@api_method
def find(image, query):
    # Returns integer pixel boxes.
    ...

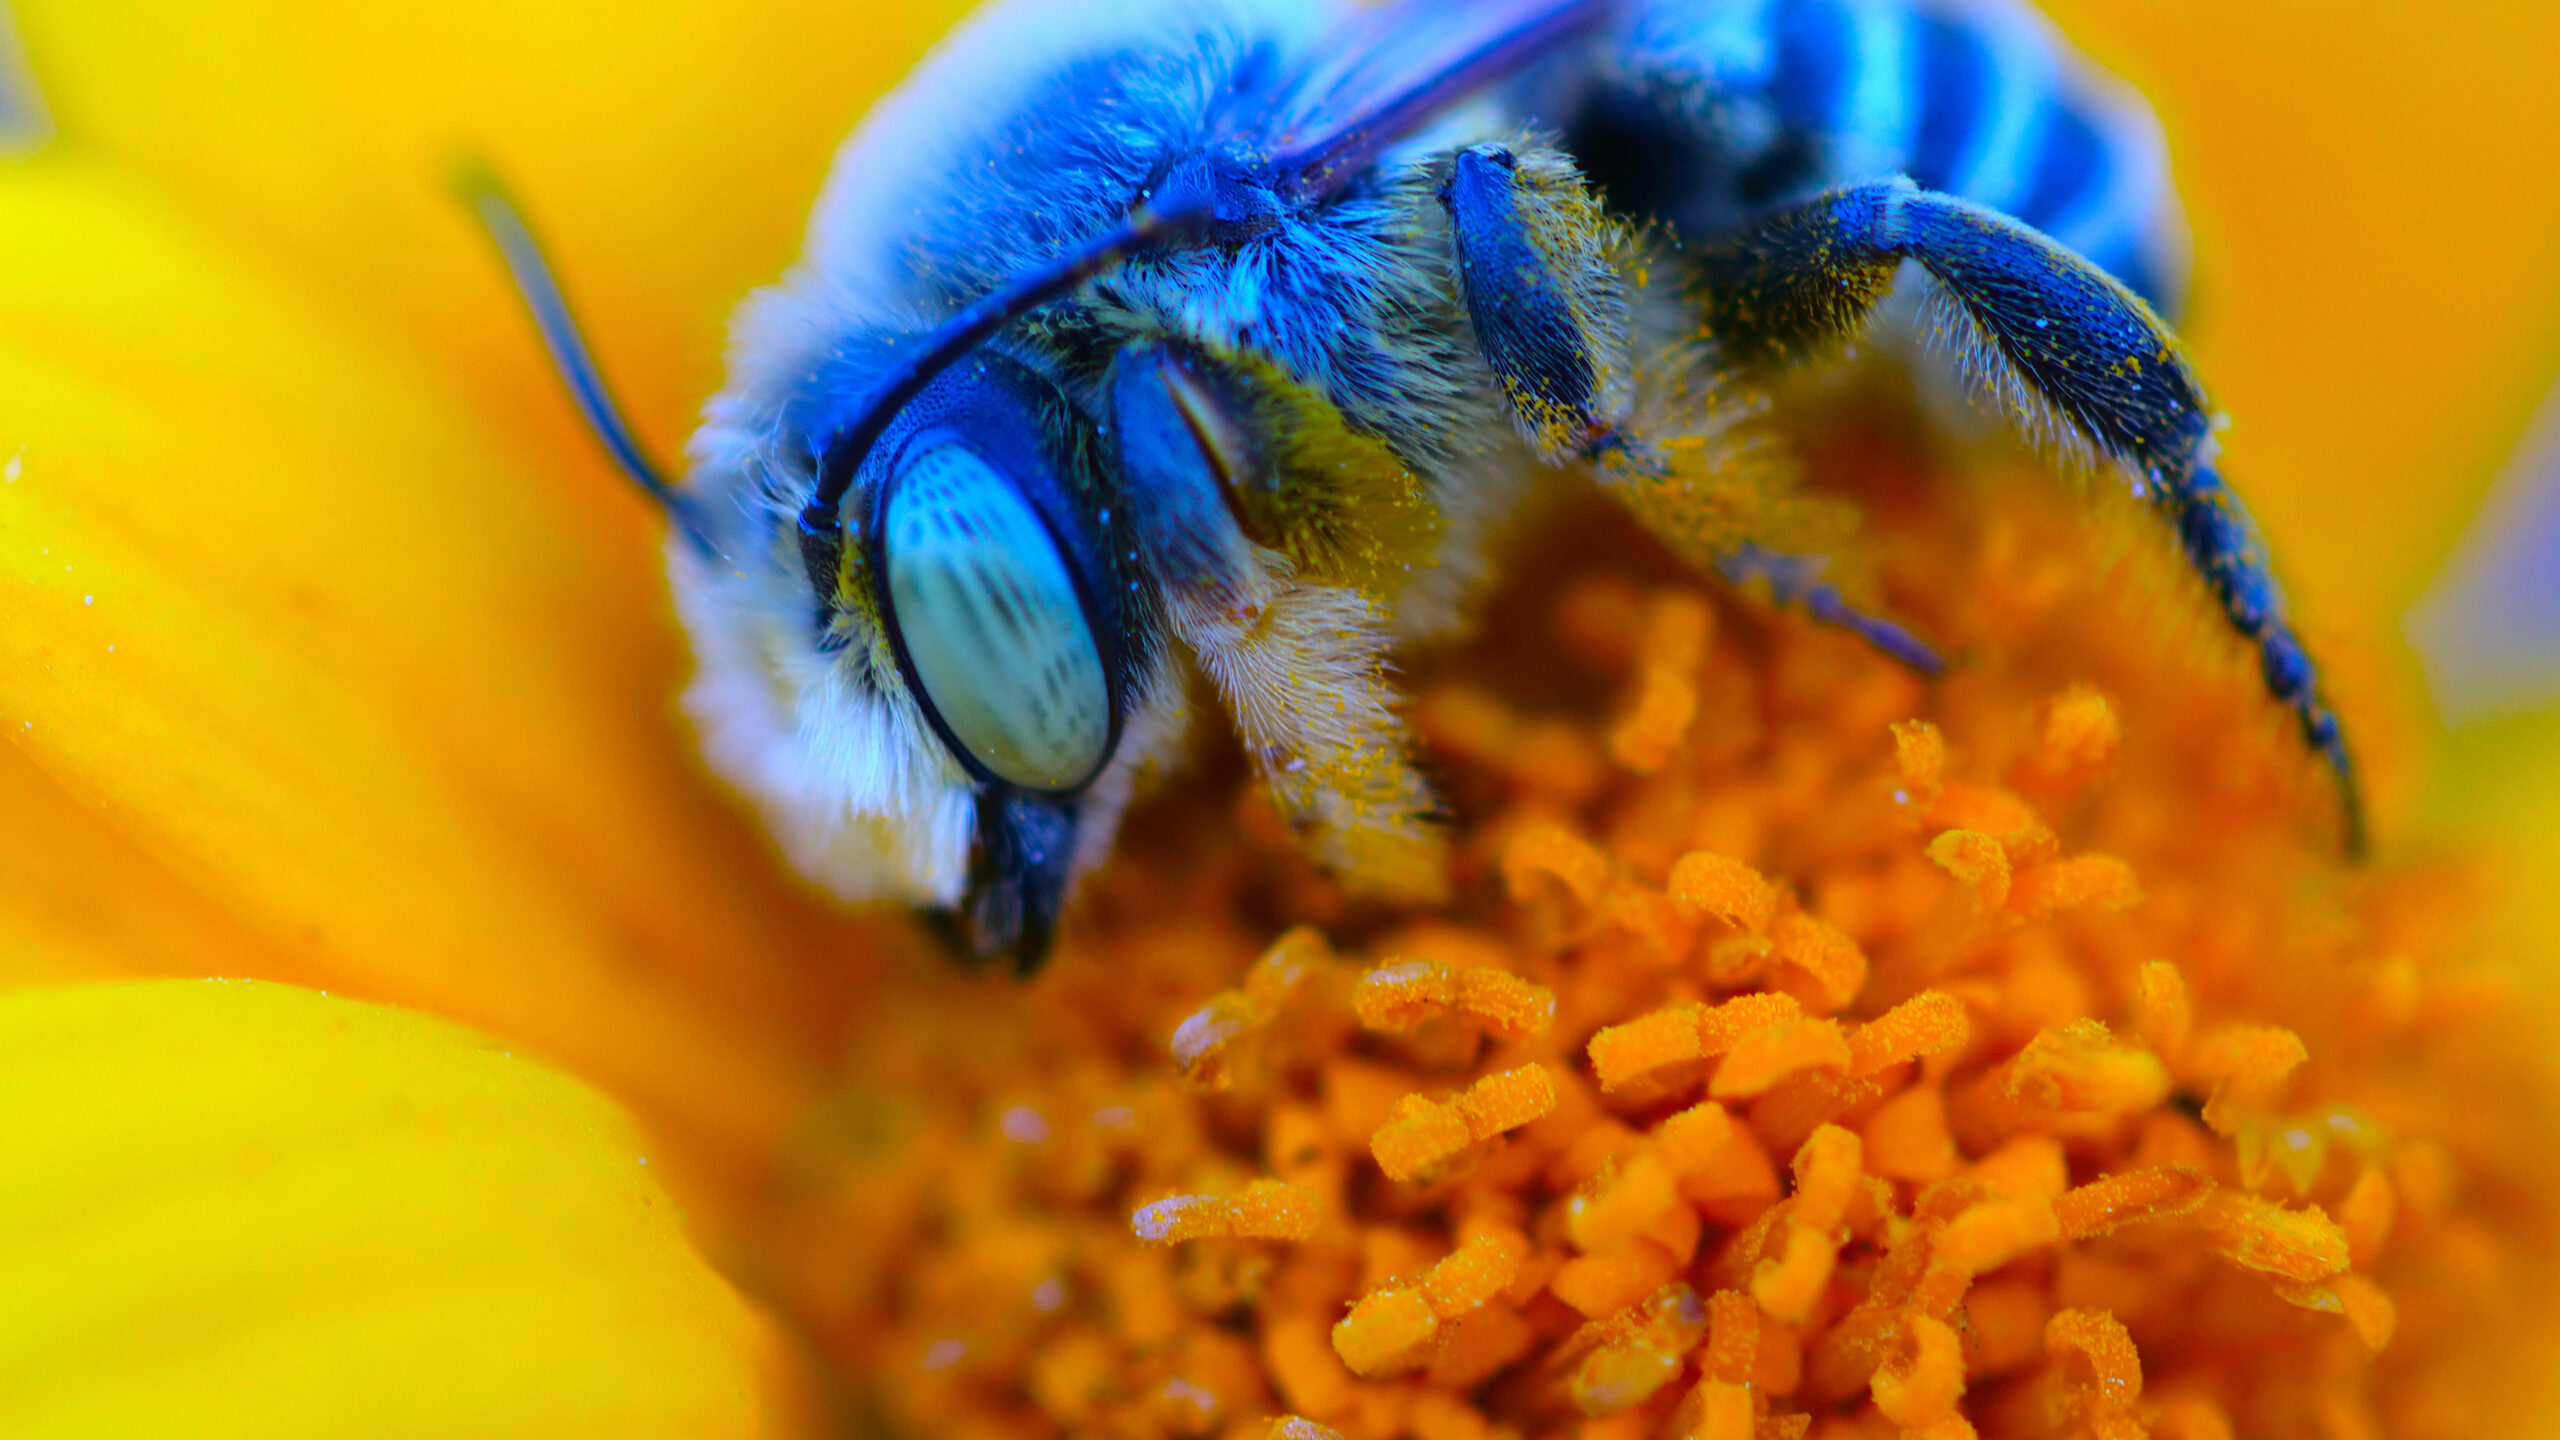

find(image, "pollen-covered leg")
[1692,178,2362,849]
[1438,142,1929,670]
[1108,342,1448,899]
[1441,142,1633,458]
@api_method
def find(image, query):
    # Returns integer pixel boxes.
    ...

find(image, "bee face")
[679,308,1187,966]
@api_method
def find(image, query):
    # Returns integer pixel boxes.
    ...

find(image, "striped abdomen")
[1568,0,2187,312]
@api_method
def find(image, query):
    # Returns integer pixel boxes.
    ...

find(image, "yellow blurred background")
[7,1,2560,1433]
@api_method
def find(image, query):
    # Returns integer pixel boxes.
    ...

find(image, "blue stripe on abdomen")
[1768,0,1858,133]
[1906,11,1991,192]
[2013,96,2108,236]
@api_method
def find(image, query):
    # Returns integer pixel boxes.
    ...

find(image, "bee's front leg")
[1105,342,1448,901]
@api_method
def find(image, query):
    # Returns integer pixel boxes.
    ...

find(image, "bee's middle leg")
[1438,141,1937,669]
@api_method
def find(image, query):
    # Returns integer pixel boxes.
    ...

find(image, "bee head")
[680,334,1171,974]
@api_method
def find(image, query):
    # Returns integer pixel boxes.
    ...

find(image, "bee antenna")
[793,194,1220,586]
[455,161,716,557]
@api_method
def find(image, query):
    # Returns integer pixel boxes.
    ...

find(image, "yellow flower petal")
[14,0,971,481]
[0,740,273,987]
[0,155,884,1171]
[0,979,765,1437]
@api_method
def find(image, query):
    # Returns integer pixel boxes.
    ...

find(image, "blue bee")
[471,0,2359,971]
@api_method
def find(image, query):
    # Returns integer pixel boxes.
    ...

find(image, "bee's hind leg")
[1439,142,1940,670]
[1691,178,2361,851]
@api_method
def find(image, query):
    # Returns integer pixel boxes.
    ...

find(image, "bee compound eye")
[880,443,1114,793]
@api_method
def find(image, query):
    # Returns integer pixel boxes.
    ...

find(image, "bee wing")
[1242,0,1616,204]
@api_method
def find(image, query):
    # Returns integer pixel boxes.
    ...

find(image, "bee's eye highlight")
[881,444,1113,793]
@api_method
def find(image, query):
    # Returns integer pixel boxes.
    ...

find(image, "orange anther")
[1791,1125,1865,1231]
[2004,1020,2172,1113]
[1685,1380,1754,1440]
[1847,991,1970,1076]
[1565,1283,1710,1415]
[1171,926,1335,1090]
[1639,591,1717,669]
[1862,1083,1959,1183]
[1710,1017,1851,1099]
[1928,781,2038,838]
[1227,1179,1324,1239]
[1748,1224,1836,1324]
[1502,823,1611,906]
[1590,1004,1708,1091]
[1265,1317,1357,1420]
[2339,1166,2398,1267]
[1601,881,1698,961]
[1872,1313,1967,1427]
[1670,851,1782,932]
[1655,1101,1740,1176]
[1613,659,1703,774]
[1171,992,1265,1092]
[1926,829,2012,911]
[1352,960,1556,1039]
[2133,960,2193,1064]
[1700,991,1810,1048]
[1130,1179,1322,1243]
[1912,1197,2062,1313]
[1704,1289,1760,1384]
[1971,1136,2068,1199]
[1331,1229,1505,1373]
[2189,1025,2310,1134]
[2015,684,2122,795]
[2007,854,2140,917]
[2335,1273,2398,1352]
[1552,1240,1680,1317]
[1370,1094,1475,1183]
[1891,720,1947,808]
[1569,1151,1681,1253]
[2197,1192,2350,1282]
[2046,1308,2143,1403]
[1419,1232,1526,1316]
[1455,1064,1559,1136]
[1769,912,1868,1012]
[2054,1166,2213,1240]
[1370,1066,1557,1182]
[1331,1286,1439,1375]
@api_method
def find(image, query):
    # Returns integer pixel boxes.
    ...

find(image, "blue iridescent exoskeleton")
[473,0,2362,972]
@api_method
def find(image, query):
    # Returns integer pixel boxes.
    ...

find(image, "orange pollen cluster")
[749,473,2555,1440]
